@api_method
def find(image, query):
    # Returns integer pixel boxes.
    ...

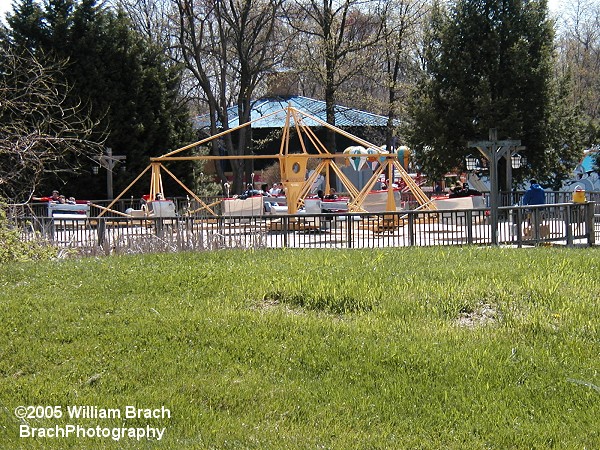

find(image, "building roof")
[193,95,391,130]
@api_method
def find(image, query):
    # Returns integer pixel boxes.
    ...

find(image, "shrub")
[0,201,57,263]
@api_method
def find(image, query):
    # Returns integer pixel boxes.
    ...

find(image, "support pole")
[468,128,521,245]
[94,147,126,200]
[386,160,396,212]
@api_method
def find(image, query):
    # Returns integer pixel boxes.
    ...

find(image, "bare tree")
[217,0,285,187]
[0,48,105,203]
[117,0,173,48]
[555,0,600,127]
[285,0,384,151]
[172,0,284,193]
[379,0,428,149]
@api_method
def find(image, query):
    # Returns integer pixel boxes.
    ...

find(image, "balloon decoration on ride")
[396,145,410,170]
[366,147,381,171]
[343,145,395,173]
[344,146,368,171]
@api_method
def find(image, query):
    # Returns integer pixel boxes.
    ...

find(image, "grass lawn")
[0,247,599,449]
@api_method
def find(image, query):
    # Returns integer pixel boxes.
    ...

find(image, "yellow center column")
[280,155,308,214]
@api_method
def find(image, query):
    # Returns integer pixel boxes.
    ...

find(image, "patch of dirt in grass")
[256,290,371,315]
[251,295,348,321]
[251,297,305,315]
[456,302,501,328]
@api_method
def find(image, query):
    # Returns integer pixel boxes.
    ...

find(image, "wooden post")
[468,128,521,245]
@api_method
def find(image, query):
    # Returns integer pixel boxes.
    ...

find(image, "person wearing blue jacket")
[522,179,546,206]
[521,179,548,237]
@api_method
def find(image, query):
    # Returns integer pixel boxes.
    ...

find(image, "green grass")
[1,247,599,449]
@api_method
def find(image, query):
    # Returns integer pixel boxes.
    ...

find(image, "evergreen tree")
[4,0,45,52]
[408,0,583,187]
[4,0,194,199]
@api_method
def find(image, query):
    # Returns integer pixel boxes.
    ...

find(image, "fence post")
[565,204,573,247]
[531,208,541,243]
[586,201,596,246]
[515,207,523,248]
[408,211,415,247]
[155,218,164,238]
[466,209,473,244]
[346,214,353,248]
[97,218,106,247]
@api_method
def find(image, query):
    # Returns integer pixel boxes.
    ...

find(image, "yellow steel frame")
[99,105,434,217]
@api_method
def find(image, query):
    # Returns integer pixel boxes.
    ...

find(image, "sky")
[0,0,564,23]
[1,0,12,23]
[0,0,570,43]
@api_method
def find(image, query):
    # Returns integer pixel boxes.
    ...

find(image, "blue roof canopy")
[193,96,392,130]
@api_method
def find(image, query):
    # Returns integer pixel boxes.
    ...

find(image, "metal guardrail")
[7,201,597,255]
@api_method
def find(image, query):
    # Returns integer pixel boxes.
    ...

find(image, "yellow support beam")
[104,105,432,217]
[97,164,152,217]
[159,164,217,216]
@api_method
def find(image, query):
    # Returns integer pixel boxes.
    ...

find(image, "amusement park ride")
[97,105,434,219]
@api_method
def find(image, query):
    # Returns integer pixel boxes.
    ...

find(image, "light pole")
[93,148,126,199]
[468,128,521,245]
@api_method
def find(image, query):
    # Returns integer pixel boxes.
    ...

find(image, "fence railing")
[7,201,597,256]
[9,190,600,217]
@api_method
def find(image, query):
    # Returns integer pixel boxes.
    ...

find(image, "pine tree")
[4,0,45,52]
[408,0,583,187]
[4,0,194,199]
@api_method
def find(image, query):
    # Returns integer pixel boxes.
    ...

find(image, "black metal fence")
[6,200,597,256]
